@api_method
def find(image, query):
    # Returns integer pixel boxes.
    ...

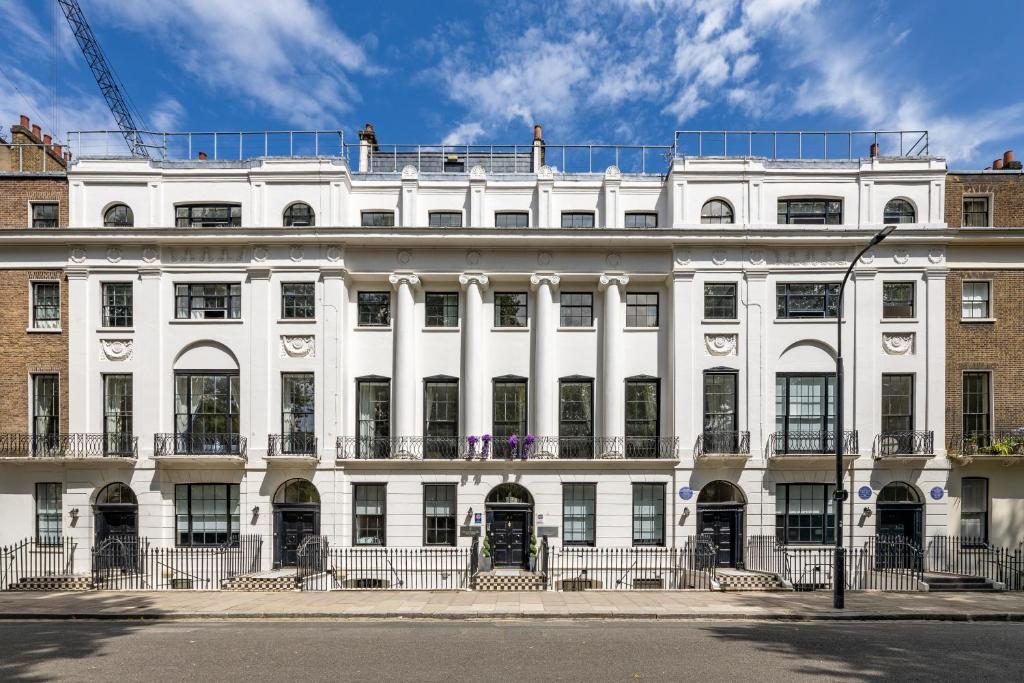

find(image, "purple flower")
[508,434,518,448]
[524,434,535,445]
[467,435,479,446]
[482,434,492,443]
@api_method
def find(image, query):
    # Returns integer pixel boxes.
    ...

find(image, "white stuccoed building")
[0,127,952,573]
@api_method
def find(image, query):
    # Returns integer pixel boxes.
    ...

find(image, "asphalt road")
[1,620,1021,682]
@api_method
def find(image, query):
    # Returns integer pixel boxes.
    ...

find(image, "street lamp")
[834,224,896,609]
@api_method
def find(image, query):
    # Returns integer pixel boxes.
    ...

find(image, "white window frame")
[960,279,994,322]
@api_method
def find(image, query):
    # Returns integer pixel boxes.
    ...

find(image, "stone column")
[530,273,560,438]
[600,273,629,448]
[389,272,419,438]
[459,273,489,439]
[321,265,348,451]
[669,262,695,453]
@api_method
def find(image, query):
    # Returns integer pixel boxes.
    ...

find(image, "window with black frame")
[495,211,529,228]
[354,483,386,545]
[175,204,241,227]
[776,283,841,318]
[283,202,315,227]
[175,483,239,547]
[103,374,133,455]
[703,372,738,453]
[424,380,459,458]
[493,380,527,458]
[624,212,657,229]
[962,372,991,441]
[102,283,133,327]
[32,374,59,455]
[103,204,134,227]
[423,484,456,546]
[774,374,836,454]
[632,483,665,546]
[281,283,315,319]
[559,293,593,327]
[357,291,391,327]
[777,199,842,224]
[563,483,596,546]
[775,484,835,544]
[429,211,463,227]
[701,199,734,224]
[361,211,395,227]
[561,212,595,228]
[704,283,737,319]
[883,198,916,223]
[31,202,59,228]
[35,482,61,544]
[173,373,241,454]
[625,292,658,327]
[882,282,915,318]
[357,379,390,458]
[174,283,241,320]
[425,292,459,327]
[31,282,60,329]
[281,373,315,454]
[960,478,988,541]
[625,379,658,457]
[559,379,593,458]
[494,292,527,328]
[880,374,914,444]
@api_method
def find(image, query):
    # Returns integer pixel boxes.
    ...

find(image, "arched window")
[485,483,533,505]
[274,478,320,505]
[103,204,134,227]
[877,482,922,504]
[701,199,734,224]
[883,198,916,223]
[696,480,746,505]
[283,203,315,227]
[95,482,137,505]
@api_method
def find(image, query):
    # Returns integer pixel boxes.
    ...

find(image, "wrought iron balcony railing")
[624,436,679,459]
[873,431,934,458]
[767,431,859,457]
[335,435,678,460]
[953,430,1024,457]
[0,433,137,459]
[695,431,751,457]
[267,433,318,458]
[154,433,246,459]
[337,436,426,460]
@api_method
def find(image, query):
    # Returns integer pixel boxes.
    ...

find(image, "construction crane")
[56,0,150,158]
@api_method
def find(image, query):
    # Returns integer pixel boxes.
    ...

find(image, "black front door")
[698,508,742,568]
[94,506,139,572]
[275,508,319,567]
[876,507,923,570]
[95,506,137,544]
[489,509,529,568]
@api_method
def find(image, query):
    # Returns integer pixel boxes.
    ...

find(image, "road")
[0,619,1020,682]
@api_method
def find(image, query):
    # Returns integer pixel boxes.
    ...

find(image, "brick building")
[946,149,1024,546]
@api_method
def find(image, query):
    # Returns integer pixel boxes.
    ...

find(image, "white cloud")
[442,122,486,145]
[149,97,185,131]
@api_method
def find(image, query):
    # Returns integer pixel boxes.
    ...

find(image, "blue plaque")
[473,512,482,524]
[857,486,872,501]
[679,486,693,501]
[930,487,944,501]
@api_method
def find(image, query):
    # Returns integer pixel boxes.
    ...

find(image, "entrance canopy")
[697,480,746,505]
[274,478,320,505]
[95,482,137,506]
[485,483,533,506]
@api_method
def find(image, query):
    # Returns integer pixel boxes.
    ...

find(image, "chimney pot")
[197,151,208,160]
[43,134,52,145]
[869,142,880,158]
[993,159,1004,170]
[64,151,71,161]
[19,114,29,129]
[1004,150,1016,165]
[534,124,543,141]
[31,124,41,139]
[53,144,62,157]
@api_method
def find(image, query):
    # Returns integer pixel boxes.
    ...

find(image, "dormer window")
[283,203,315,227]
[777,199,841,224]
[428,212,463,227]
[175,204,241,228]
[103,204,134,227]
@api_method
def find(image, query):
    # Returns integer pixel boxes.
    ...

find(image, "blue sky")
[2,0,1023,167]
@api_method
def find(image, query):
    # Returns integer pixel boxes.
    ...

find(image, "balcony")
[767,431,859,462]
[153,433,247,463]
[695,431,751,462]
[949,431,1024,465]
[872,431,934,461]
[266,434,319,463]
[0,433,137,461]
[335,435,678,461]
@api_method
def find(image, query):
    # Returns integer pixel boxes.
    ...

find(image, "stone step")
[221,575,302,592]
[716,570,788,592]
[473,572,547,591]
[923,573,1000,592]
[9,575,94,591]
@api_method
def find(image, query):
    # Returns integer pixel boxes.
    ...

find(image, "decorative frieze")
[882,333,915,355]
[100,339,134,361]
[280,335,315,359]
[705,334,738,356]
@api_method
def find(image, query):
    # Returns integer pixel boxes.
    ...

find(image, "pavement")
[2,589,1024,621]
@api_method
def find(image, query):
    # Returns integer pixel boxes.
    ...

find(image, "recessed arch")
[485,482,533,506]
[697,480,746,505]
[883,197,917,224]
[877,481,922,505]
[95,482,137,506]
[701,198,735,224]
[283,201,315,227]
[102,202,134,227]
[173,340,240,371]
[777,339,836,373]
[273,478,320,505]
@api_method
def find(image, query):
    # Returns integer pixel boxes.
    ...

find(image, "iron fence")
[1,537,78,590]
[873,431,934,457]
[267,433,318,458]
[154,433,246,458]
[695,431,751,457]
[547,538,717,591]
[953,430,1024,457]
[91,535,262,590]
[673,130,930,160]
[923,535,1024,590]
[297,538,472,590]
[767,431,859,457]
[0,433,137,459]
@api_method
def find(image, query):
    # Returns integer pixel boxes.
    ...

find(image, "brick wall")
[945,270,1024,443]
[0,177,69,229]
[0,122,68,173]
[0,270,69,433]
[945,172,1024,228]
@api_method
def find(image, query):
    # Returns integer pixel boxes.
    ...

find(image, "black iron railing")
[91,535,262,590]
[547,539,717,591]
[154,433,246,458]
[422,436,463,459]
[267,433,318,458]
[1,537,78,590]
[297,540,472,590]
[923,535,1024,590]
[873,431,934,457]
[954,430,1024,457]
[0,433,137,459]
[767,430,858,457]
[695,431,751,457]
[336,436,453,460]
[624,436,679,459]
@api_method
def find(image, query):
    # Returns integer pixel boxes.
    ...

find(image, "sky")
[2,0,1023,168]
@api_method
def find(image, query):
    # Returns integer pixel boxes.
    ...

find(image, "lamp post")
[833,224,896,609]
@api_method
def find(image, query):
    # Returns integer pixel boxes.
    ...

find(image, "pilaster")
[599,273,629,446]
[530,273,560,437]
[390,271,420,436]
[459,272,489,438]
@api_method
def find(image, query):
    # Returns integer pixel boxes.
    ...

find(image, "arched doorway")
[485,483,534,569]
[273,479,321,567]
[94,482,138,545]
[696,481,746,568]
[876,482,923,546]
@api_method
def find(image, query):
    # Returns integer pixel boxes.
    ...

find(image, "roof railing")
[673,130,930,161]
[0,143,70,173]
[67,129,345,161]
